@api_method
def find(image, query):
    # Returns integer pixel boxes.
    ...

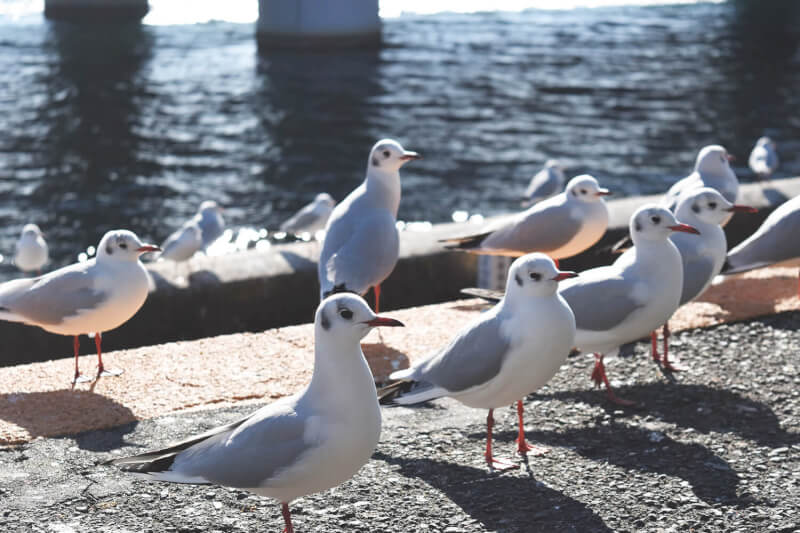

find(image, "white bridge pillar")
[45,0,148,21]
[257,0,381,48]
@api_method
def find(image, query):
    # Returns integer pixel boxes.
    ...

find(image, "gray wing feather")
[726,196,800,272]
[680,254,717,304]
[481,202,581,253]
[280,206,321,233]
[560,271,644,331]
[0,263,107,325]
[412,313,511,393]
[169,401,310,488]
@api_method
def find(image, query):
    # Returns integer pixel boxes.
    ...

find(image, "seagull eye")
[651,215,661,224]
[580,189,587,194]
[119,242,128,250]
[528,272,541,281]
[708,202,717,209]
[383,150,390,158]
[339,308,353,320]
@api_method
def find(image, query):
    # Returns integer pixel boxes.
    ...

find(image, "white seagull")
[195,200,225,248]
[160,220,203,264]
[748,136,779,181]
[663,145,738,210]
[380,253,577,470]
[723,194,800,296]
[110,293,404,533]
[523,159,566,205]
[318,139,420,312]
[0,230,160,383]
[441,175,610,263]
[280,193,336,235]
[13,223,49,275]
[649,189,756,371]
[558,205,699,405]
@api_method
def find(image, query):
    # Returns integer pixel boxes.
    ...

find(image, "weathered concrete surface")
[44,0,149,21]
[1,178,798,365]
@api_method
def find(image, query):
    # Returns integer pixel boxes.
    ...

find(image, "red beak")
[727,204,757,213]
[595,189,611,196]
[399,151,421,161]
[552,271,579,281]
[726,153,736,162]
[137,244,162,253]
[365,316,405,327]
[668,224,700,235]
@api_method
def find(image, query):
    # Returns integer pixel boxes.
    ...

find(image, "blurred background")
[0,0,799,280]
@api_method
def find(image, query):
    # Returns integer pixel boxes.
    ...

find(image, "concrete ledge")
[1,178,798,365]
[44,0,148,21]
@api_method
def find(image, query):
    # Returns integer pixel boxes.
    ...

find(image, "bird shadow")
[0,389,138,451]
[278,250,317,272]
[758,186,789,205]
[523,423,757,507]
[531,382,799,448]
[373,451,613,533]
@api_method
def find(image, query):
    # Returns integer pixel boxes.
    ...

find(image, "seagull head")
[368,139,421,173]
[315,193,336,207]
[97,230,161,263]
[676,188,756,227]
[756,136,775,149]
[564,174,610,203]
[506,252,578,298]
[544,159,563,170]
[198,200,224,216]
[630,205,700,244]
[315,293,404,342]
[695,145,733,175]
[20,223,44,240]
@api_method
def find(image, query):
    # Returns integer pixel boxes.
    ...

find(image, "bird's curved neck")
[364,168,401,216]
[308,336,375,404]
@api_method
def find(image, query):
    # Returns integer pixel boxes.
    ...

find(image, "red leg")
[650,331,660,362]
[281,502,294,533]
[95,332,123,378]
[661,322,688,372]
[373,284,381,314]
[71,336,91,385]
[515,400,548,456]
[591,353,636,406]
[484,409,518,470]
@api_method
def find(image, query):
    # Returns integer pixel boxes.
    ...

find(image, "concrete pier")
[257,0,381,48]
[45,0,148,21]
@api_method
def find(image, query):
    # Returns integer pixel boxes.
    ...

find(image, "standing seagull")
[663,145,738,210]
[523,159,565,206]
[559,206,699,405]
[380,254,577,470]
[280,193,336,235]
[159,220,203,265]
[110,294,404,533]
[318,139,420,312]
[0,230,160,383]
[650,189,756,371]
[441,175,610,262]
[723,194,800,295]
[195,200,225,248]
[748,137,779,181]
[13,224,49,275]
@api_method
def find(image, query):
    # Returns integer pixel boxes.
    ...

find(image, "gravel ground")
[1,313,799,533]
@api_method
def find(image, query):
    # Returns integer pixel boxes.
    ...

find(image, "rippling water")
[1,1,799,278]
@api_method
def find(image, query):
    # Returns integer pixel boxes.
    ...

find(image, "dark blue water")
[1,1,800,278]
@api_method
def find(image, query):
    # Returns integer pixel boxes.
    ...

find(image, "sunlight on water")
[380,0,721,17]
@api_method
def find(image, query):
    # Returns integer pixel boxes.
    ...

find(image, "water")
[1,1,800,279]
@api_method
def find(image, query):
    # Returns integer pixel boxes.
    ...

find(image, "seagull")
[195,201,225,248]
[380,253,577,470]
[748,136,779,181]
[441,175,610,263]
[318,139,420,312]
[523,159,565,206]
[13,224,48,275]
[110,293,404,533]
[663,145,738,210]
[0,230,160,383]
[160,220,203,264]
[558,205,699,405]
[280,193,336,235]
[649,189,756,371]
[722,194,800,295]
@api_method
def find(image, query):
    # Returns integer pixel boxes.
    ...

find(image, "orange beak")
[137,244,162,253]
[365,316,405,327]
[668,224,700,235]
[727,204,757,213]
[552,271,579,281]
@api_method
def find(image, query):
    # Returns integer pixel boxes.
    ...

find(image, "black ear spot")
[691,203,700,214]
[320,310,331,330]
[634,221,642,232]
[106,243,113,255]
[372,156,380,167]
[514,273,523,287]
[572,189,579,197]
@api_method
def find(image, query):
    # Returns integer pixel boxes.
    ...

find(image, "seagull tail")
[377,379,446,406]
[459,287,502,303]
[438,231,493,251]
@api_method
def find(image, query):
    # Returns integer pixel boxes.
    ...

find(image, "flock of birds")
[0,135,796,532]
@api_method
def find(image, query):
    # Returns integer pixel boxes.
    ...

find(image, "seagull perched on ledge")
[110,293,404,533]
[663,145,738,211]
[523,159,565,206]
[13,223,48,275]
[280,193,336,235]
[0,230,160,384]
[380,253,577,470]
[318,139,420,312]
[748,136,778,181]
